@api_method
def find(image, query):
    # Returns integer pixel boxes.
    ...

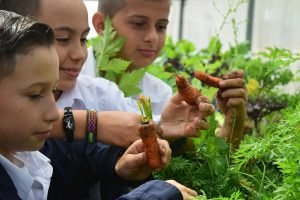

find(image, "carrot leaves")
[137,95,153,124]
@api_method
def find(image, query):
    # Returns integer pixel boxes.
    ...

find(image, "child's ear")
[92,12,105,34]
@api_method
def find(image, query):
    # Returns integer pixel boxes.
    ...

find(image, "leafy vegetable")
[89,17,145,96]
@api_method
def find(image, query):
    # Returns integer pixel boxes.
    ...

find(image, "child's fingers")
[198,102,215,118]
[126,139,145,154]
[152,121,164,138]
[169,93,187,105]
[226,97,247,109]
[184,117,209,137]
[195,118,210,130]
[157,139,172,167]
[195,95,210,105]
[219,77,245,88]
[184,125,200,137]
[184,187,198,198]
[120,151,147,169]
[222,69,244,79]
[166,180,198,199]
[218,88,247,100]
[132,152,148,165]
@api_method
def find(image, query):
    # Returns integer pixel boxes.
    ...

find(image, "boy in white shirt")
[0,9,197,200]
[86,0,247,148]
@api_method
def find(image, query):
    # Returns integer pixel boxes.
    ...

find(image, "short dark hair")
[98,0,171,18]
[97,0,126,18]
[0,0,40,16]
[0,10,55,80]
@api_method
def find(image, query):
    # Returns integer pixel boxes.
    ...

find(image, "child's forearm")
[51,110,141,148]
[218,108,246,148]
[98,111,141,147]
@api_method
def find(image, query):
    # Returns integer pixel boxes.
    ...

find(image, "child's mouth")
[139,49,156,58]
[60,68,80,78]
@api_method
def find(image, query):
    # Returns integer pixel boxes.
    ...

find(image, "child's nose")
[70,43,86,61]
[144,26,158,43]
[45,96,60,123]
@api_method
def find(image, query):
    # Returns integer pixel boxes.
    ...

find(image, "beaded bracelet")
[86,109,97,144]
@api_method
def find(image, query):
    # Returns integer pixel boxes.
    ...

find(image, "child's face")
[38,0,90,92]
[112,0,170,71]
[0,46,59,157]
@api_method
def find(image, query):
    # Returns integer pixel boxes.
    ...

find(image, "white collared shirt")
[81,47,173,115]
[56,74,139,113]
[0,151,53,200]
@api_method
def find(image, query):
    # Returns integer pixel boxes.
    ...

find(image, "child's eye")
[29,94,42,100]
[81,38,87,45]
[131,21,146,28]
[156,24,167,32]
[56,38,70,44]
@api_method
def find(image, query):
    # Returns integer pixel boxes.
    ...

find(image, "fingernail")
[219,81,225,87]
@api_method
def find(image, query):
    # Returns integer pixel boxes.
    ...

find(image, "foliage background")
[150,37,300,199]
[87,1,300,198]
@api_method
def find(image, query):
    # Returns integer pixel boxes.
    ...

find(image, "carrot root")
[194,70,222,88]
[138,123,161,169]
[175,75,201,106]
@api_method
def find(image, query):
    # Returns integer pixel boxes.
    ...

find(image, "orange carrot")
[194,70,223,88]
[138,122,161,169]
[137,95,161,169]
[175,75,201,106]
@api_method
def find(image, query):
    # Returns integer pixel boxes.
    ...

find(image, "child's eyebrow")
[128,15,169,23]
[27,79,59,88]
[158,19,169,24]
[53,27,90,35]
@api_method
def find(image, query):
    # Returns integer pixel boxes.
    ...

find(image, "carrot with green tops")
[175,75,201,106]
[137,95,161,169]
[194,70,223,88]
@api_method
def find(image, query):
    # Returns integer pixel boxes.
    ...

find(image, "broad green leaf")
[119,69,145,96]
[104,37,125,56]
[97,55,109,71]
[94,17,130,74]
[103,71,117,82]
[100,58,130,73]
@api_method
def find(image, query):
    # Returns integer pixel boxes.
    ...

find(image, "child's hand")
[216,69,247,117]
[115,139,171,181]
[166,180,198,200]
[159,93,215,141]
[217,70,247,147]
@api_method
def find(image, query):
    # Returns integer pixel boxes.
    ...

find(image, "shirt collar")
[56,82,85,108]
[0,151,52,200]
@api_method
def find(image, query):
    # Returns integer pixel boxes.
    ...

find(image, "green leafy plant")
[155,103,300,199]
[149,35,300,133]
[149,0,300,197]
[88,17,146,96]
[231,103,300,199]
[155,116,238,198]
